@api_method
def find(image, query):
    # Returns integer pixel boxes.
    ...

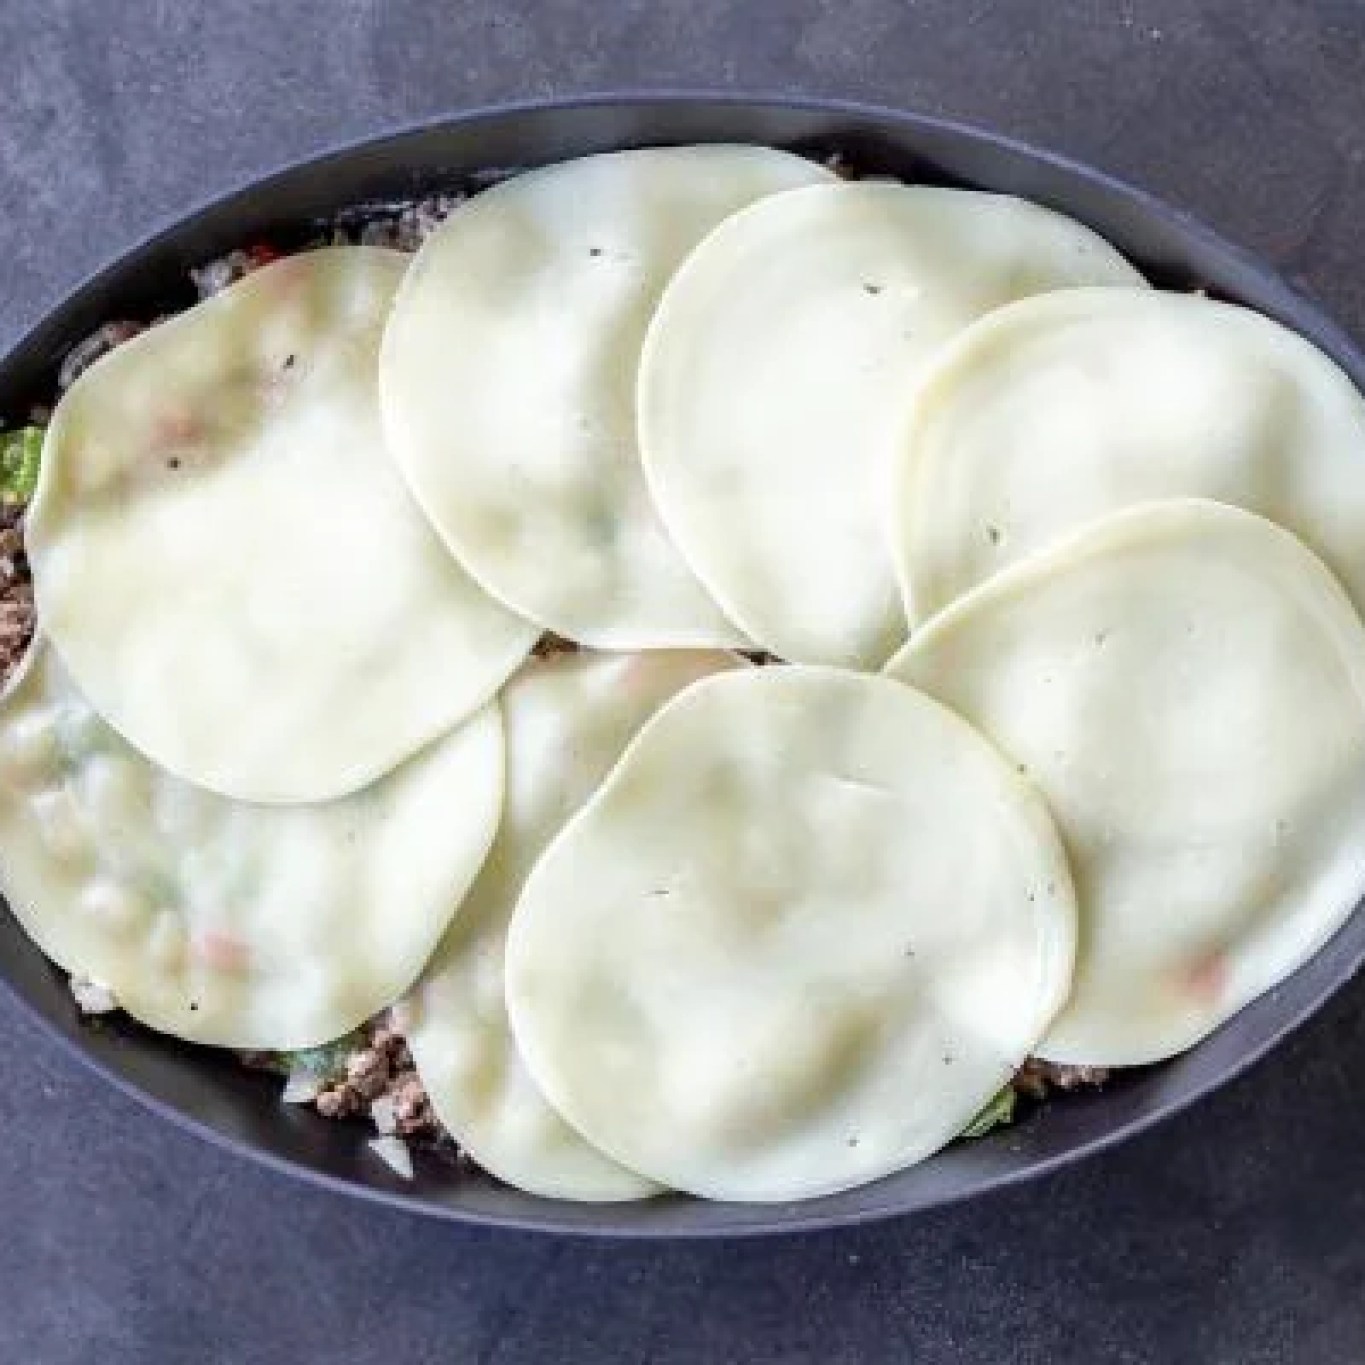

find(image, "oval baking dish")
[2,94,1362,1237]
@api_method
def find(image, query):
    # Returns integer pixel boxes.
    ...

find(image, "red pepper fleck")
[1183,951,1227,1003]
[152,407,201,449]
[246,243,282,269]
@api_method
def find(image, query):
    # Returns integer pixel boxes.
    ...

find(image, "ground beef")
[304,1015,442,1141]
[385,1072,436,1137]
[0,503,35,685]
[1013,1057,1111,1100]
[531,631,579,658]
[238,1013,446,1143]
[349,193,464,252]
[0,586,34,683]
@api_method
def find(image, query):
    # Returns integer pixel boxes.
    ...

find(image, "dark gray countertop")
[3,3,1365,1361]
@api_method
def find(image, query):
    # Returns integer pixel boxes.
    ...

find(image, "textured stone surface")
[3,2,1365,1361]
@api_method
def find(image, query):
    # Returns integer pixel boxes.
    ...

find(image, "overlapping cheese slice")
[892,287,1365,623]
[28,247,536,804]
[0,640,504,1049]
[888,500,1365,1065]
[379,146,834,649]
[406,649,741,1201]
[505,666,1077,1202]
[637,184,1145,668]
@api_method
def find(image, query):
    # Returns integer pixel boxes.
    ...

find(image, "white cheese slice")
[504,665,1076,1202]
[893,287,1365,623]
[0,639,504,1049]
[406,649,742,1201]
[637,183,1145,668]
[28,247,536,803]
[888,500,1365,1065]
[379,146,835,648]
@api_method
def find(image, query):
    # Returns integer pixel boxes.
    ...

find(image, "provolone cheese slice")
[406,649,741,1201]
[28,247,536,803]
[505,666,1076,1202]
[893,287,1365,622]
[637,183,1144,667]
[887,500,1365,1065]
[379,146,834,648]
[0,639,504,1049]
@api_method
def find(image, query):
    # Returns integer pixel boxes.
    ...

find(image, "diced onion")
[69,973,119,1015]
[281,1071,323,1105]
[370,1095,399,1135]
[367,1135,413,1179]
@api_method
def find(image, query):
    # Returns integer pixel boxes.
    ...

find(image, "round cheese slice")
[505,666,1076,1202]
[378,146,834,649]
[28,247,536,804]
[887,500,1365,1066]
[406,649,742,1201]
[0,639,505,1050]
[637,183,1145,668]
[893,287,1365,623]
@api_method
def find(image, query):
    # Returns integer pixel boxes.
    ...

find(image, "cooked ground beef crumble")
[1013,1058,1110,1100]
[5,174,1111,1187]
[0,503,34,684]
[240,1013,451,1150]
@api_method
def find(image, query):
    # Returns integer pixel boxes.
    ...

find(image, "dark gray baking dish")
[2,94,1362,1238]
